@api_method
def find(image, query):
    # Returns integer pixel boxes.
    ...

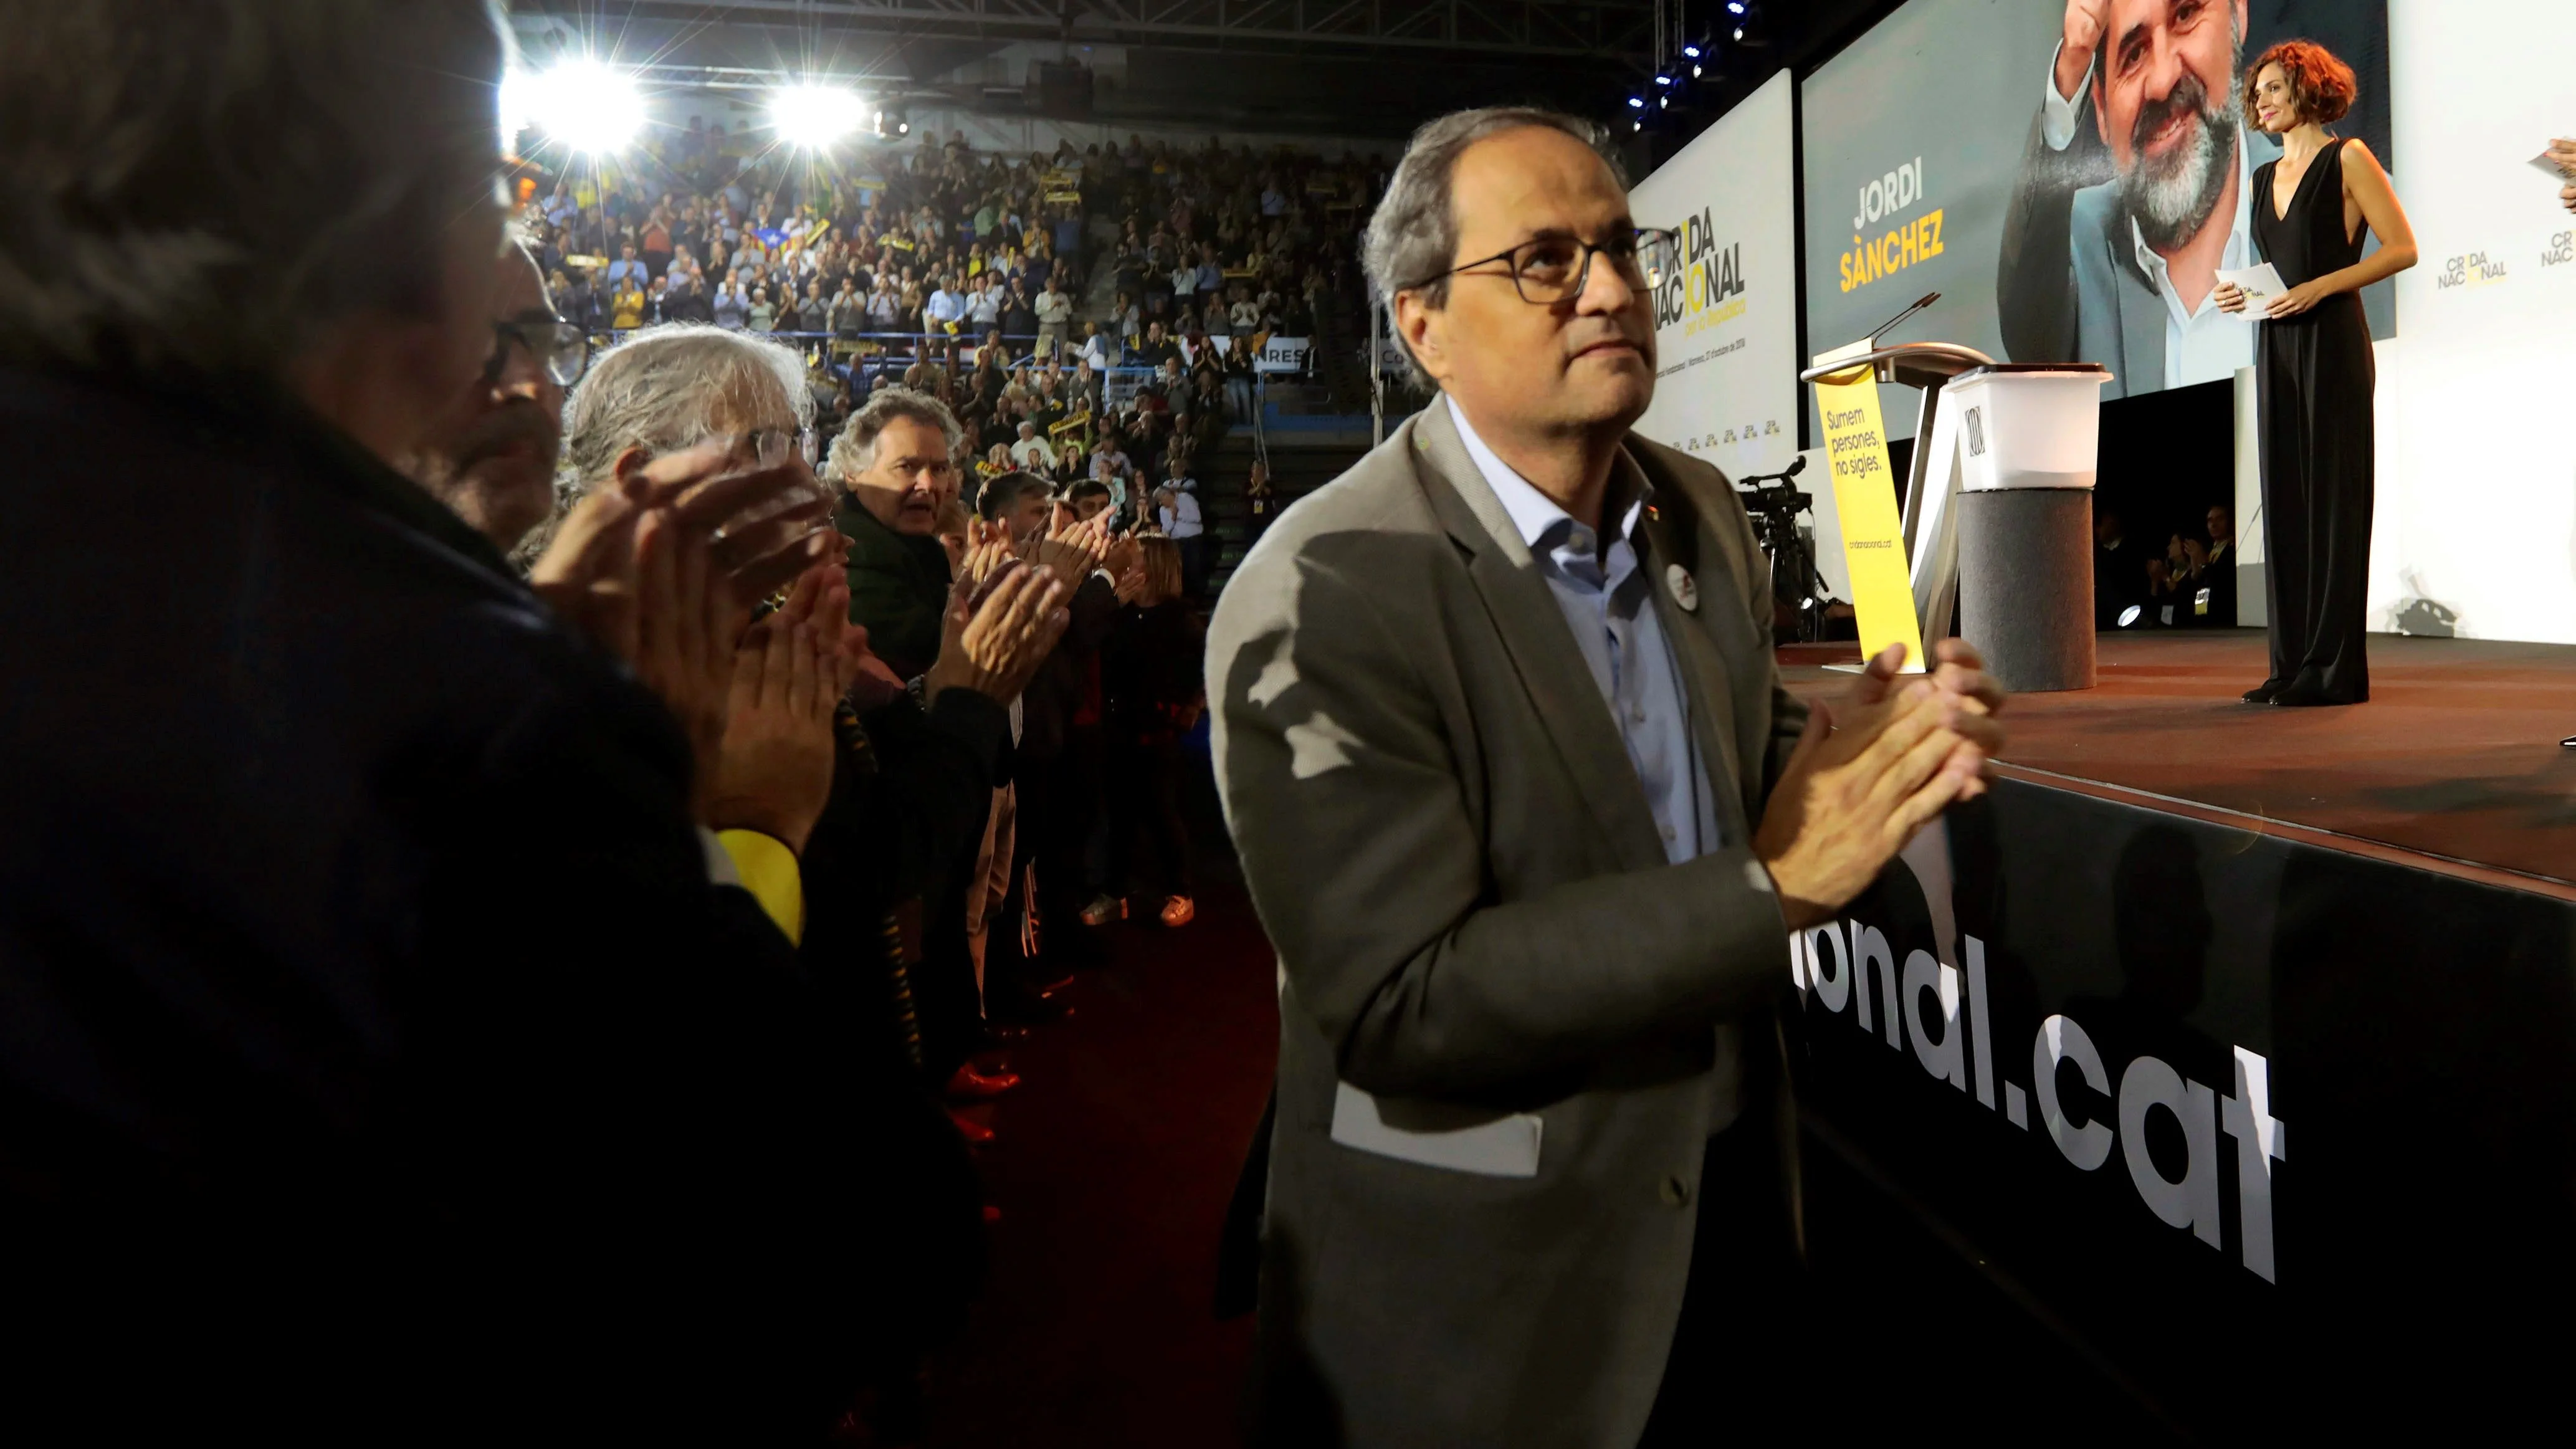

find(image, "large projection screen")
[1631,69,1800,481]
[1802,0,2390,438]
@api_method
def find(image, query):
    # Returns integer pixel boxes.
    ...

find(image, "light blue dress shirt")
[1447,398,1744,1132]
[1446,397,1720,866]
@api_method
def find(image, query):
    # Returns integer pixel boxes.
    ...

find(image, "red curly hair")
[2242,39,2357,129]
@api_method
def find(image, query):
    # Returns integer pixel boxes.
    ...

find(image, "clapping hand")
[1034,508,1112,578]
[1753,641,2008,931]
[530,437,841,669]
[768,560,903,712]
[959,518,1017,589]
[925,562,1073,707]
[1112,562,1152,606]
[704,607,839,855]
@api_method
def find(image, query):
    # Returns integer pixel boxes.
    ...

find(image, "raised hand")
[925,563,1072,706]
[1753,678,1989,930]
[532,438,841,654]
[1112,562,1151,606]
[2055,0,2109,103]
[1034,507,1110,578]
[960,518,1016,589]
[704,613,839,854]
[630,508,738,816]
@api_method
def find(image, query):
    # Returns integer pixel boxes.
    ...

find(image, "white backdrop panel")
[1630,70,1801,481]
[2373,0,2576,642]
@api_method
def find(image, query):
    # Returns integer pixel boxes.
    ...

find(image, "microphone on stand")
[1864,291,1941,346]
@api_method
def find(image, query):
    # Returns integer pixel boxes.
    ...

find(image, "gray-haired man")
[832,385,968,680]
[1210,107,2006,1445]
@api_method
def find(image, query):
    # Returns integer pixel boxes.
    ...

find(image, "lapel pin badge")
[1666,565,1699,612]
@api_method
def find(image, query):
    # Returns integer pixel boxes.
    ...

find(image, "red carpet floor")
[925,879,1279,1447]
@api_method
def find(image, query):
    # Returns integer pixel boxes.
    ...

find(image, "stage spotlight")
[1628,96,1646,109]
[770,83,866,148]
[1682,44,1701,58]
[1694,64,1704,77]
[1734,26,1746,39]
[518,58,642,154]
[2119,605,2145,628]
[1655,74,1672,86]
[1728,1,1745,12]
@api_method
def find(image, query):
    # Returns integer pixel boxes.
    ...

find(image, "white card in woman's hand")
[2218,263,2287,301]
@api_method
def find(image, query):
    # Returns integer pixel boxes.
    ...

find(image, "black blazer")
[0,370,890,1439]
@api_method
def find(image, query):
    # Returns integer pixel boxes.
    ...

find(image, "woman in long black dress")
[2216,41,2416,707]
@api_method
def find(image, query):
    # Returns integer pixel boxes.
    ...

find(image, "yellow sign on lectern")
[1811,342,1927,673]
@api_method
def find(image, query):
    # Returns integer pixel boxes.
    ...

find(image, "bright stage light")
[517,58,643,154]
[770,84,867,148]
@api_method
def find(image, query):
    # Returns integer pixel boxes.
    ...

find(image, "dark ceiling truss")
[523,0,1659,64]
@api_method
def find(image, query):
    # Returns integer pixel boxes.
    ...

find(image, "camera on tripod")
[1734,455,1812,554]
[1733,456,1828,642]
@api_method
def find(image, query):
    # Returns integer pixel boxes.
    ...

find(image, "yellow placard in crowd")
[1811,342,1926,674]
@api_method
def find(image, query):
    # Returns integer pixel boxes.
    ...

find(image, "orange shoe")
[1158,895,1195,928]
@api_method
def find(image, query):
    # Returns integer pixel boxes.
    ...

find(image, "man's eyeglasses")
[1405,226,1681,306]
[744,426,821,469]
[482,317,589,388]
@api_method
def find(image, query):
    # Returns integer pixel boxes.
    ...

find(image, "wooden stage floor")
[1780,630,2576,896]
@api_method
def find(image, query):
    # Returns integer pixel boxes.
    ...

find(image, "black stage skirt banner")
[1793,775,2576,1432]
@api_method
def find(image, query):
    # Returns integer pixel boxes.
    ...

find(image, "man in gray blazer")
[1209,108,2006,1445]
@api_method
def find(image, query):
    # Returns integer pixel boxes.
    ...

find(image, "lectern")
[1799,343,2112,692]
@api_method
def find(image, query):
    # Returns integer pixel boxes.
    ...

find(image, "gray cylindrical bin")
[1958,489,2096,692]
[1944,363,2111,693]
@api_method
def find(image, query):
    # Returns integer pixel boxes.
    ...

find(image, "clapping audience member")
[980,479,1122,989]
[1103,536,1206,929]
[0,2,888,1435]
[834,388,970,679]
[1156,477,1209,597]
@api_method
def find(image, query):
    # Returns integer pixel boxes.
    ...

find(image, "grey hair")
[561,323,815,484]
[0,0,509,381]
[826,386,965,485]
[1362,107,1625,391]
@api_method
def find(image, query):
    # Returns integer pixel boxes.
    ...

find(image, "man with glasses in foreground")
[1209,108,2009,1445]
[396,242,586,553]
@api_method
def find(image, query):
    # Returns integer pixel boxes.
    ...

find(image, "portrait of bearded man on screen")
[1995,0,2390,399]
